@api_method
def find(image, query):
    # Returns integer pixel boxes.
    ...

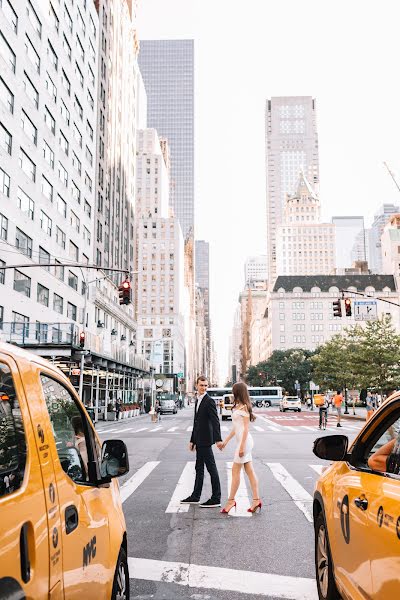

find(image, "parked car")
[221,393,234,421]
[159,399,177,414]
[279,395,301,412]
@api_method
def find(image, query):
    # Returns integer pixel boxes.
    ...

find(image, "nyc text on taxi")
[0,343,130,599]
[313,394,400,600]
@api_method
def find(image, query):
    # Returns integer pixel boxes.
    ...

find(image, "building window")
[54,260,64,281]
[0,168,10,197]
[0,259,5,284]
[68,271,78,291]
[2,0,18,33]
[72,181,80,203]
[56,226,66,249]
[74,95,83,120]
[0,31,16,73]
[62,33,71,60]
[58,162,68,187]
[0,213,8,241]
[70,211,80,233]
[60,130,69,155]
[21,110,37,145]
[60,100,70,125]
[19,148,36,181]
[43,141,54,168]
[73,122,82,147]
[75,61,83,87]
[0,122,12,154]
[0,305,3,328]
[17,188,34,219]
[15,228,32,257]
[37,284,49,307]
[72,151,81,175]
[49,2,59,32]
[67,302,77,321]
[25,35,40,72]
[26,0,42,37]
[47,39,58,70]
[40,210,52,236]
[44,106,56,134]
[13,270,31,297]
[69,241,78,262]
[39,246,50,271]
[0,76,14,112]
[41,176,53,202]
[53,293,63,314]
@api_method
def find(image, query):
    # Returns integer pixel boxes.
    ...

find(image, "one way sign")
[354,300,378,321]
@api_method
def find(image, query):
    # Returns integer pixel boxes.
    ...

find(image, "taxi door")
[367,471,400,598]
[0,354,51,599]
[329,464,373,599]
[38,369,114,599]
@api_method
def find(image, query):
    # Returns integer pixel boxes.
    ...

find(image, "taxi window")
[367,415,400,475]
[40,374,96,484]
[0,362,27,498]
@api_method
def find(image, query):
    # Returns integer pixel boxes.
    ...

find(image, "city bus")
[207,386,284,419]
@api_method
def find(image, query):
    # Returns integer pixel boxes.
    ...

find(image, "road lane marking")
[280,426,299,431]
[150,426,163,432]
[133,427,148,432]
[226,462,251,517]
[300,426,317,431]
[127,557,318,599]
[186,426,193,432]
[309,464,325,475]
[166,462,196,513]
[121,461,160,504]
[267,463,313,522]
[167,426,179,432]
[221,425,229,432]
[123,428,133,432]
[257,416,282,431]
[253,425,264,432]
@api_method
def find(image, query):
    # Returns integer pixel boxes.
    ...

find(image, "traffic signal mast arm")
[340,289,400,310]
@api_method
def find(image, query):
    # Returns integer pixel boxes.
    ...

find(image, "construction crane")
[383,161,400,194]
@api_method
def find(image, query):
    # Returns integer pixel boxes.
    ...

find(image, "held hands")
[217,440,225,451]
[189,442,195,452]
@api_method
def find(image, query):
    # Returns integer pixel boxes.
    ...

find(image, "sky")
[137,0,400,383]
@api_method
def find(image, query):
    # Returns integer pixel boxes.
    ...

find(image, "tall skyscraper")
[244,256,268,287]
[332,216,366,269]
[265,96,320,282]
[138,39,194,238]
[369,204,399,273]
[195,240,210,370]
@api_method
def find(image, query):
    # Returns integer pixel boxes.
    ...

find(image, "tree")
[312,334,357,392]
[246,349,315,394]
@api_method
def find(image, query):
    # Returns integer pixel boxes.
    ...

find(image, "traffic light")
[344,297,352,317]
[118,279,132,305]
[79,331,85,348]
[332,299,342,317]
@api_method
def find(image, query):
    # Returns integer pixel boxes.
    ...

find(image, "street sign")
[309,381,319,391]
[354,300,377,321]
[177,372,184,378]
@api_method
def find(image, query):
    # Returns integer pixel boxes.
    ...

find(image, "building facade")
[138,39,194,239]
[135,128,186,376]
[369,204,399,273]
[382,214,400,277]
[266,275,399,357]
[332,216,366,270]
[266,96,320,282]
[276,173,335,275]
[244,255,267,287]
[195,239,210,373]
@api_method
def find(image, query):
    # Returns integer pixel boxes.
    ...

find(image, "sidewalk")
[304,406,367,422]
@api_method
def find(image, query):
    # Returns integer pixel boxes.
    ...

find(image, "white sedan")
[279,396,301,412]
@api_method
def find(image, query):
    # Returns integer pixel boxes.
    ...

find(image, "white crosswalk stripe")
[150,426,163,432]
[167,426,179,432]
[309,464,325,475]
[221,425,229,432]
[133,427,148,433]
[121,461,160,504]
[267,462,313,522]
[165,462,196,513]
[253,425,265,432]
[226,462,251,517]
[186,425,193,432]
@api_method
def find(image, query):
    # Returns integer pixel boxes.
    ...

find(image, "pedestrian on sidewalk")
[115,397,121,421]
[219,382,261,514]
[333,390,343,427]
[181,375,223,508]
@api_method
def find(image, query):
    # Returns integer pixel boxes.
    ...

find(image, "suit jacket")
[190,393,222,447]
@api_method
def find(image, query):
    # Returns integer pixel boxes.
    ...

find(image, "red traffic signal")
[79,331,85,348]
[344,298,352,317]
[119,279,132,305]
[332,299,342,318]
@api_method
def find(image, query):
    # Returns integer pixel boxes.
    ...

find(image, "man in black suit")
[181,375,223,507]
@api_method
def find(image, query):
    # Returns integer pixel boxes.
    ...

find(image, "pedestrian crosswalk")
[120,459,329,522]
[98,420,363,436]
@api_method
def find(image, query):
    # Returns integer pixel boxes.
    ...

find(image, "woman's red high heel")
[247,499,262,513]
[220,500,236,514]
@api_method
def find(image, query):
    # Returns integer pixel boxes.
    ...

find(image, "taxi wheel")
[315,513,340,600]
[112,548,130,600]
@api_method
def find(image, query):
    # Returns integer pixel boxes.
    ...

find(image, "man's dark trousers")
[193,445,221,502]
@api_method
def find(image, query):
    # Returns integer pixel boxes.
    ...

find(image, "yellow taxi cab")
[0,342,130,599]
[312,392,400,600]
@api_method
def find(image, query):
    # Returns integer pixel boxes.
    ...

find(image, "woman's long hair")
[232,382,256,422]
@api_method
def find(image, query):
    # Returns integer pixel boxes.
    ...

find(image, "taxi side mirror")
[100,439,130,481]
[313,435,348,461]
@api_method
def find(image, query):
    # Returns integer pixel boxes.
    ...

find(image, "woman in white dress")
[220,382,261,514]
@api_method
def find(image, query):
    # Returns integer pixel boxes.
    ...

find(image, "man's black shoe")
[180,496,200,504]
[199,499,221,508]
[337,423,342,427]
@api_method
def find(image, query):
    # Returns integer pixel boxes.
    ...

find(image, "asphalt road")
[97,407,364,600]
